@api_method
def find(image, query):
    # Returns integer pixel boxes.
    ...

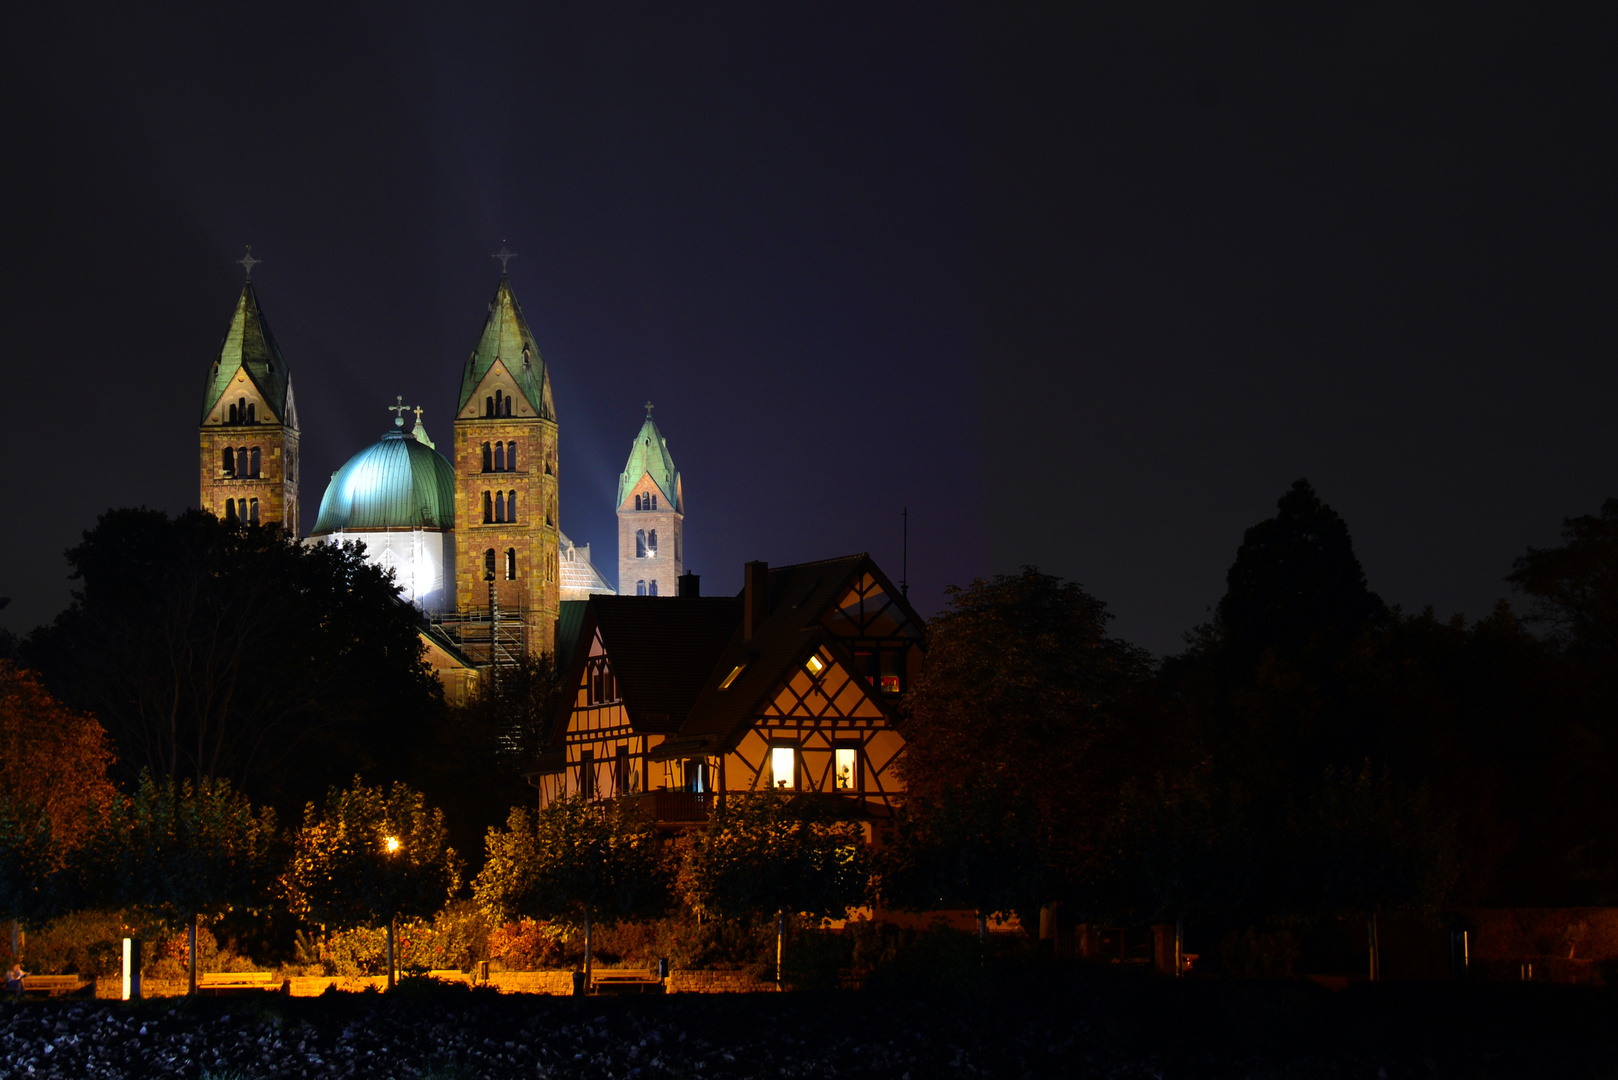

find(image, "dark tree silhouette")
[24,508,444,817]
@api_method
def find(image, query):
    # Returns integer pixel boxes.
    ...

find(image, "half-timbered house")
[531,554,923,825]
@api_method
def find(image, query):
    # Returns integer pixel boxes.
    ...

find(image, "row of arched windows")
[635,579,659,596]
[635,528,658,558]
[223,498,259,524]
[633,492,659,510]
[481,441,518,472]
[483,490,519,524]
[483,547,518,581]
[222,446,262,478]
[226,398,257,424]
[484,389,513,418]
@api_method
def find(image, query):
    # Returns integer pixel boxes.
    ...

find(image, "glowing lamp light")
[384,836,401,854]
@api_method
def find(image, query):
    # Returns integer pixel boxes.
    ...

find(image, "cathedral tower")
[199,275,300,533]
[451,273,560,652]
[617,407,683,596]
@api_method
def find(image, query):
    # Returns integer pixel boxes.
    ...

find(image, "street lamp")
[383,835,401,989]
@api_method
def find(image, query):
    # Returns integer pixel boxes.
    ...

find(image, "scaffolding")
[429,605,528,669]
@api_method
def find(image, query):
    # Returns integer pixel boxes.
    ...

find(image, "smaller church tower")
[198,253,300,533]
[617,406,683,596]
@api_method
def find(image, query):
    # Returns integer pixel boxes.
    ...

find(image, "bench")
[198,972,282,995]
[590,968,663,994]
[18,975,90,997]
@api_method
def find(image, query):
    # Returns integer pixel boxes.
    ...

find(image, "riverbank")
[4,968,1615,1078]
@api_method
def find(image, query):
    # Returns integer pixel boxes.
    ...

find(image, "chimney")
[678,572,701,598]
[743,561,769,640]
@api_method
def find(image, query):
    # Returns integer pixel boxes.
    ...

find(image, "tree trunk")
[776,910,785,990]
[187,918,198,996]
[1367,914,1380,982]
[386,921,396,991]
[1175,921,1184,978]
[977,911,987,942]
[583,911,593,990]
[9,919,19,963]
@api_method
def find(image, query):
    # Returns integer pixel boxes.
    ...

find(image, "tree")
[0,662,119,953]
[24,508,444,817]
[1509,497,1618,655]
[898,567,1156,921]
[683,789,869,983]
[1210,479,1386,677]
[878,782,1043,940]
[412,651,563,874]
[283,779,460,988]
[79,772,279,993]
[1290,763,1457,979]
[474,797,671,984]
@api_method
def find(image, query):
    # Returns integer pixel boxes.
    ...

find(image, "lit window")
[647,529,657,556]
[771,745,796,789]
[719,663,745,690]
[835,747,857,790]
[505,548,517,580]
[805,654,825,676]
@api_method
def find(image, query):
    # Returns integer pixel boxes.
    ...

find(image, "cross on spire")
[413,404,424,425]
[645,400,654,418]
[237,245,260,279]
[388,395,408,426]
[492,241,518,273]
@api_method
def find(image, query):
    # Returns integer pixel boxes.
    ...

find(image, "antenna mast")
[901,507,909,598]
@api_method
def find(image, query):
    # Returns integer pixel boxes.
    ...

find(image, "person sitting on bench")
[5,963,23,999]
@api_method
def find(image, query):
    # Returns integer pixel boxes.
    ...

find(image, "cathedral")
[197,254,681,691]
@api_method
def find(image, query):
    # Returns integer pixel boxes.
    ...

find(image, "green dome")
[312,427,456,534]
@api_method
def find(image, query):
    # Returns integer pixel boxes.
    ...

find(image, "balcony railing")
[618,790,712,823]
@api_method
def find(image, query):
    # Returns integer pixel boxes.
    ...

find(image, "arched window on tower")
[636,530,646,558]
[249,447,261,478]
[545,451,553,476]
[494,390,505,417]
[634,494,641,511]
[483,491,494,524]
[636,580,646,596]
[222,449,235,477]
[647,529,658,556]
[238,398,247,423]
[248,498,260,525]
[224,499,238,525]
[507,491,518,521]
[650,494,657,510]
[495,492,506,524]
[237,447,250,477]
[481,442,492,472]
[505,548,517,580]
[246,403,256,423]
[506,441,517,470]
[484,548,496,579]
[485,395,494,417]
[648,580,658,596]
[228,403,238,424]
[502,394,512,417]
[494,442,505,471]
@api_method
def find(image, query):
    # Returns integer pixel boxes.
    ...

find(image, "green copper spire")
[456,275,555,419]
[617,409,681,511]
[200,282,295,425]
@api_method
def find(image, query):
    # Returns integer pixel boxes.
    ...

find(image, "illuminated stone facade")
[616,414,684,596]
[451,276,560,649]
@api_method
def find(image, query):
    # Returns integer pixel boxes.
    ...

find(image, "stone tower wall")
[199,424,300,534]
[452,414,560,651]
[617,473,683,595]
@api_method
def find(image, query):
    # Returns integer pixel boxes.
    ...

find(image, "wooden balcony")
[619,789,713,824]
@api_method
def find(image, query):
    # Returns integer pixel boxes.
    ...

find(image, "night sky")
[2,3,1611,655]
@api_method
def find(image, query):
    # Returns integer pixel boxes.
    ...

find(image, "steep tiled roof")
[676,555,873,744]
[457,275,555,419]
[200,283,294,425]
[590,596,744,733]
[617,415,681,511]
